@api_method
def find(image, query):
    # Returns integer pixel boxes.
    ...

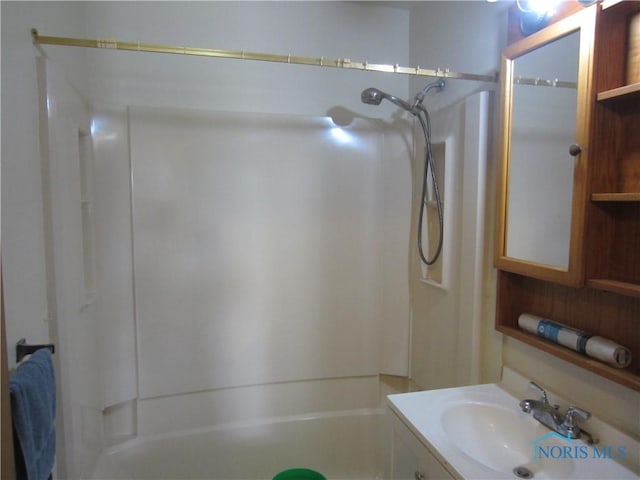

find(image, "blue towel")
[9,348,56,480]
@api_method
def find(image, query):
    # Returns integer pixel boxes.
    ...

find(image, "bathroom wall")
[6,3,636,478]
[2,1,413,476]
[408,1,508,389]
[2,0,90,369]
[410,2,640,440]
[1,3,101,478]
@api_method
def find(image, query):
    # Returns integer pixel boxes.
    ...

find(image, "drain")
[513,466,534,479]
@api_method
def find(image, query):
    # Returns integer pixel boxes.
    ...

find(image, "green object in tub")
[272,468,326,480]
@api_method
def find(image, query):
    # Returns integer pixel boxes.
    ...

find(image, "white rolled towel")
[518,313,632,368]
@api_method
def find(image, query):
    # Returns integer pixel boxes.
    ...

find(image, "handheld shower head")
[360,87,413,112]
[360,87,385,106]
[359,81,445,266]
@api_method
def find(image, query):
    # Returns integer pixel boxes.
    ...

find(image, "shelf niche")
[495,271,640,391]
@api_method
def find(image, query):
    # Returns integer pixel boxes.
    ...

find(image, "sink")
[441,402,573,478]
[388,382,639,479]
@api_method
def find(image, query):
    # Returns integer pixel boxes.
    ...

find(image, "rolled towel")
[518,313,632,368]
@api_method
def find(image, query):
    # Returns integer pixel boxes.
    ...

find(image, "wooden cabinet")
[495,1,640,392]
[495,7,596,286]
[586,0,640,297]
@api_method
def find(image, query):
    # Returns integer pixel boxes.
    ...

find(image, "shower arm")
[412,78,446,110]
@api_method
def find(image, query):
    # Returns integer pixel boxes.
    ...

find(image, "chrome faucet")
[519,381,594,442]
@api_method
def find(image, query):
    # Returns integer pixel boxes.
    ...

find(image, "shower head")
[360,87,385,106]
[360,87,414,112]
[360,81,445,266]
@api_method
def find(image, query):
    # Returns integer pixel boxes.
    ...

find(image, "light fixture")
[517,0,558,36]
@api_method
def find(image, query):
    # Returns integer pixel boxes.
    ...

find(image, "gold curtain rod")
[514,77,577,89]
[31,29,498,83]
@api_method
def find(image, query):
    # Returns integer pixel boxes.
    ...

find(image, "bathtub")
[91,408,387,480]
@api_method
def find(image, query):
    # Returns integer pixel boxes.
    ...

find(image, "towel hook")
[16,338,55,363]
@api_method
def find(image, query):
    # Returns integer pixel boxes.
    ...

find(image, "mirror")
[495,8,595,285]
[507,31,579,269]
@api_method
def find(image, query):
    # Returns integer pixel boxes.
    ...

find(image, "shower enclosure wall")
[26,3,415,478]
[4,2,494,479]
[91,103,413,432]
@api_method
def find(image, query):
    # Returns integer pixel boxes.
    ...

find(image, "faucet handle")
[563,406,591,438]
[528,381,550,404]
[565,406,591,423]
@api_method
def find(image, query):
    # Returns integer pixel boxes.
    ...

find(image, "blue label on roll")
[537,320,560,342]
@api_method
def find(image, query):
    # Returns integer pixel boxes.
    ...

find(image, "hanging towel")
[9,348,56,480]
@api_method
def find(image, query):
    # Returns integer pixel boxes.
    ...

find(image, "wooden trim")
[586,279,640,297]
[498,325,640,391]
[495,6,597,287]
[597,82,640,101]
[1,263,17,480]
[591,192,640,201]
[495,271,640,391]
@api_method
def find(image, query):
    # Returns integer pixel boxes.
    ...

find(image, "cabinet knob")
[414,472,426,480]
[569,144,582,156]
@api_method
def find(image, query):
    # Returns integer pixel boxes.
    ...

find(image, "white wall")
[2,0,89,369]
[1,3,99,477]
[84,1,410,118]
[409,1,508,112]
[38,59,104,479]
[408,1,508,389]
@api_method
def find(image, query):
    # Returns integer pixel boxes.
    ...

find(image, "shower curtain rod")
[31,28,497,83]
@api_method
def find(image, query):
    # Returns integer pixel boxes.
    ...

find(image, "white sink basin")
[441,402,573,478]
[388,383,638,479]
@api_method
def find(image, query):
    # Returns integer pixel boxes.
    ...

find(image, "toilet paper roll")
[518,313,632,368]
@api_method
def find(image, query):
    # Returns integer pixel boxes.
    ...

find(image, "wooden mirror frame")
[495,6,596,286]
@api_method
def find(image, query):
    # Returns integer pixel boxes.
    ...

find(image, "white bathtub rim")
[101,407,386,456]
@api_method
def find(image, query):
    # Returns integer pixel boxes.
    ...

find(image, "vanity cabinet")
[388,407,454,480]
[495,1,640,391]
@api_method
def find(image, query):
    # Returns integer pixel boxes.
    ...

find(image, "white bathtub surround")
[128,106,412,400]
[95,374,416,478]
[137,375,383,438]
[92,408,388,480]
[91,102,414,445]
[410,91,490,390]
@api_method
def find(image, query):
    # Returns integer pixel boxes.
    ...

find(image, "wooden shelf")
[497,325,640,391]
[591,192,640,202]
[601,0,640,15]
[586,278,640,297]
[597,82,640,102]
